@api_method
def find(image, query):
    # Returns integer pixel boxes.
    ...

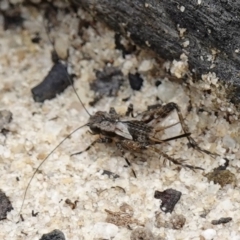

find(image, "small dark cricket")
[18,16,219,220]
[72,101,216,172]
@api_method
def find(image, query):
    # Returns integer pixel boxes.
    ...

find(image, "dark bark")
[73,0,240,104]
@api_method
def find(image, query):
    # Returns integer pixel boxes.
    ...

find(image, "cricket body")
[82,102,213,171]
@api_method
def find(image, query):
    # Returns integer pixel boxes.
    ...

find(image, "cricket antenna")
[18,124,88,222]
[43,18,91,117]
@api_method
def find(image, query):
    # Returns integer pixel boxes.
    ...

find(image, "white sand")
[0,3,240,240]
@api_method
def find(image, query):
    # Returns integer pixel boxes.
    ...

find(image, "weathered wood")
[73,0,240,104]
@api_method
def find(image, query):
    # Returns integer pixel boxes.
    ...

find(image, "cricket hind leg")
[156,102,218,158]
[150,146,204,170]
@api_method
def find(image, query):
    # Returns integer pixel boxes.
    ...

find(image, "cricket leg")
[166,102,218,157]
[150,102,218,157]
[109,107,117,115]
[115,139,148,177]
[125,104,134,117]
[149,146,204,170]
[115,140,142,178]
[71,137,112,156]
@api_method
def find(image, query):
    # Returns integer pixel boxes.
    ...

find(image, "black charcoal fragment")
[211,217,232,225]
[154,188,182,213]
[155,80,162,87]
[39,229,65,240]
[128,73,144,91]
[31,33,41,44]
[102,170,120,179]
[31,62,72,102]
[90,66,124,98]
[0,189,13,220]
[32,210,39,217]
[3,7,24,30]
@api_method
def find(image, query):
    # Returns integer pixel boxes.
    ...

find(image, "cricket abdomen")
[126,121,153,143]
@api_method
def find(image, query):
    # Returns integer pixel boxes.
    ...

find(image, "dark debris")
[0,189,13,220]
[32,210,39,217]
[154,188,182,213]
[65,199,78,210]
[128,72,144,91]
[31,33,41,44]
[155,212,186,229]
[90,66,124,98]
[0,110,12,132]
[39,229,65,240]
[31,62,73,102]
[155,80,162,87]
[102,170,120,179]
[205,169,237,187]
[2,7,24,30]
[211,217,232,225]
[130,227,155,240]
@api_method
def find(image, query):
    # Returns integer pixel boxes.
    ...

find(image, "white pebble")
[201,229,216,240]
[138,59,154,72]
[222,135,235,148]
[93,222,119,239]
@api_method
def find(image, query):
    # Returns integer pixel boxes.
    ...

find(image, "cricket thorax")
[88,111,120,136]
[88,110,153,143]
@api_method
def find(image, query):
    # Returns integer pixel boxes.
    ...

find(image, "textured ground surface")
[0,3,240,240]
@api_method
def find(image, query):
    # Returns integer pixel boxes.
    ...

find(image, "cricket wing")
[115,122,133,140]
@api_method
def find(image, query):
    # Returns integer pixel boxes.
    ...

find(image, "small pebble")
[39,229,65,240]
[205,169,237,187]
[93,222,119,239]
[138,59,154,72]
[0,189,13,220]
[155,212,186,229]
[201,229,216,240]
[130,227,154,240]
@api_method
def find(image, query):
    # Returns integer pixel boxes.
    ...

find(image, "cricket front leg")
[115,139,145,178]
[125,104,134,117]
[71,137,112,156]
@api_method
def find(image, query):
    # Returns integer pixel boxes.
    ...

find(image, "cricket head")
[88,111,119,135]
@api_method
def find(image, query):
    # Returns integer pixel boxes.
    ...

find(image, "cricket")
[18,13,220,221]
